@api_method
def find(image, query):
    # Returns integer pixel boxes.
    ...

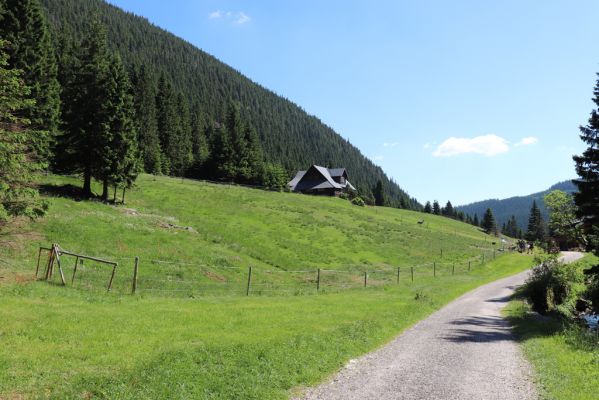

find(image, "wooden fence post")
[452,263,455,275]
[54,246,66,286]
[440,248,443,258]
[107,263,117,292]
[364,271,367,287]
[468,260,471,272]
[132,257,139,294]
[71,256,80,285]
[397,267,400,284]
[317,268,321,292]
[35,247,43,278]
[433,262,436,277]
[246,266,252,296]
[411,267,414,282]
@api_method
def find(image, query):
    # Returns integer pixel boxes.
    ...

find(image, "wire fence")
[35,244,508,297]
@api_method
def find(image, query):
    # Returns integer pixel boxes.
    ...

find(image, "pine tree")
[130,64,161,174]
[190,108,209,170]
[101,53,139,201]
[443,201,454,218]
[57,19,112,197]
[574,74,599,255]
[0,40,47,224]
[432,200,441,215]
[156,74,178,175]
[525,200,546,242]
[481,208,497,235]
[171,92,192,175]
[0,0,60,162]
[473,214,480,227]
[423,201,432,213]
[373,180,385,206]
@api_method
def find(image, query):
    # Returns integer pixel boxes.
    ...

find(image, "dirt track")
[296,252,583,400]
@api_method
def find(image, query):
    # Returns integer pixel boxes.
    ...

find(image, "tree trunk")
[122,187,126,204]
[102,179,109,202]
[83,168,92,197]
[113,185,118,203]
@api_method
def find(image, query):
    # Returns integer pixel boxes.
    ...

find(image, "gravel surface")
[296,252,583,400]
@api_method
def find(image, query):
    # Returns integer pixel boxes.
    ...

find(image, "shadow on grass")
[39,183,87,200]
[505,287,598,352]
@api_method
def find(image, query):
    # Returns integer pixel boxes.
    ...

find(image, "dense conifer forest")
[37,0,419,209]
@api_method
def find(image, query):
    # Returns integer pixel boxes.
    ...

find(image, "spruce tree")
[0,40,47,224]
[156,74,178,175]
[0,0,60,162]
[481,208,497,235]
[473,214,480,227]
[101,53,139,201]
[525,200,546,242]
[574,75,599,255]
[57,19,112,196]
[423,201,432,213]
[190,108,209,172]
[130,64,161,174]
[172,92,193,175]
[432,200,441,215]
[443,201,454,218]
[373,180,385,206]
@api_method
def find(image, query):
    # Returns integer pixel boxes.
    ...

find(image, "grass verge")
[504,254,599,400]
[0,253,533,399]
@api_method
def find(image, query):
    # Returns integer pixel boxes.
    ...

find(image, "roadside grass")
[504,254,599,400]
[0,253,533,399]
[3,174,503,296]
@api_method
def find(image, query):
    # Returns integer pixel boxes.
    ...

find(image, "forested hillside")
[38,0,418,208]
[456,180,577,232]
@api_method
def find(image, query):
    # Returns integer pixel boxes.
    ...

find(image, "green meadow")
[5,174,503,296]
[0,174,533,399]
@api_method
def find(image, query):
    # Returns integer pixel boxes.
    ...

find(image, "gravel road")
[296,252,583,400]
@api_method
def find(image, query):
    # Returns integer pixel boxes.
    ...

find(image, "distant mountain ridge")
[39,0,419,208]
[456,180,577,231]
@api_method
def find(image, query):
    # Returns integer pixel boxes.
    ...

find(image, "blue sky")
[107,0,599,205]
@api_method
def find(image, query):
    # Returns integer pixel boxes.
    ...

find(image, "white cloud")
[208,10,222,19]
[432,134,509,157]
[515,136,538,146]
[383,142,400,148]
[209,10,251,25]
[234,12,251,25]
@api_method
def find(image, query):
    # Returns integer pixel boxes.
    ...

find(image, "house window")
[340,177,345,184]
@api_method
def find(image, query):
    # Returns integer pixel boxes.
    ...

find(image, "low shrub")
[584,264,599,312]
[351,197,365,207]
[524,254,584,315]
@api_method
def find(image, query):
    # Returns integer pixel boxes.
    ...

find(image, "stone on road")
[296,252,583,400]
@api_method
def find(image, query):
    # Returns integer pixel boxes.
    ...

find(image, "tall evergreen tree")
[525,200,546,242]
[172,92,193,175]
[442,201,455,218]
[423,201,432,213]
[0,0,60,161]
[190,108,209,170]
[57,19,112,196]
[574,74,599,255]
[432,200,441,215]
[0,40,47,224]
[156,74,178,175]
[100,53,139,201]
[130,64,161,174]
[473,214,480,227]
[373,180,385,206]
[481,208,497,235]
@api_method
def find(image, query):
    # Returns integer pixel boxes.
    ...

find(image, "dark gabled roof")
[328,168,347,177]
[288,165,356,192]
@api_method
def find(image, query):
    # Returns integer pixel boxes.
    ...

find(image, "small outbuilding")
[288,165,356,196]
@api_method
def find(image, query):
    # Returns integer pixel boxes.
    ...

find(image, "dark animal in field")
[417,220,425,224]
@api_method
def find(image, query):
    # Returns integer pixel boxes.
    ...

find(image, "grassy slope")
[5,174,501,295]
[504,254,599,400]
[0,174,532,398]
[0,254,533,399]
